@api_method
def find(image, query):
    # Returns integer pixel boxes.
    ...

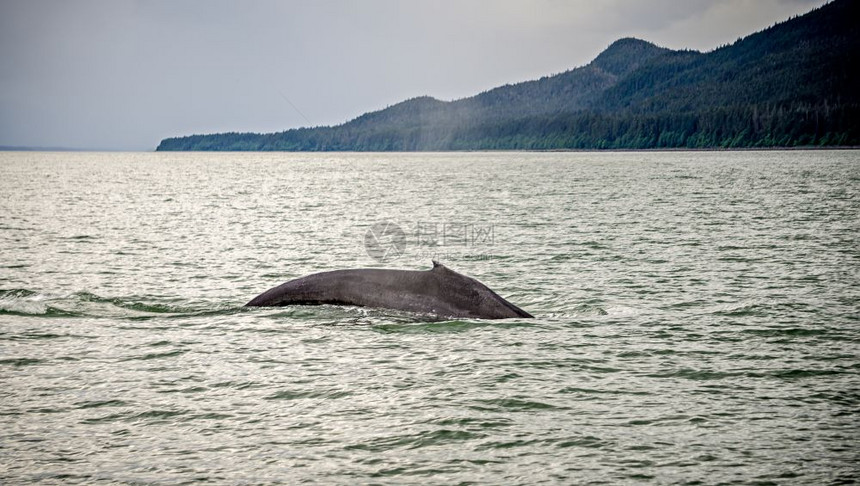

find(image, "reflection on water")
[1,150,858,484]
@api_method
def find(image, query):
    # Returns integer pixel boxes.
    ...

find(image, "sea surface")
[1,150,858,484]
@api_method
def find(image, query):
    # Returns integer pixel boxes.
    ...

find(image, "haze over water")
[1,150,858,483]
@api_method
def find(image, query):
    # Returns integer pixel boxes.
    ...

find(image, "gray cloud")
[0,0,829,150]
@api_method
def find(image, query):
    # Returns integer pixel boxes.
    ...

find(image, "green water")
[1,150,858,484]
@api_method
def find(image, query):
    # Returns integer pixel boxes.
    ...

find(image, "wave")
[0,288,239,320]
[0,289,535,325]
[0,289,76,317]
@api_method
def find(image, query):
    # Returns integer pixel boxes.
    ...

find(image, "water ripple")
[1,151,858,484]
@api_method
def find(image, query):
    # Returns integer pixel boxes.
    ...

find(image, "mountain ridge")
[158,0,859,151]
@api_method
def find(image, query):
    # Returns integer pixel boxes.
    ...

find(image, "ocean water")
[1,150,858,484]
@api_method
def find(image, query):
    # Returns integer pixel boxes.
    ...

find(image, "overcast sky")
[0,0,828,151]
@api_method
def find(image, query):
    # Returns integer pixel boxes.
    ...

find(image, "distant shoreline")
[5,146,859,154]
[539,146,860,153]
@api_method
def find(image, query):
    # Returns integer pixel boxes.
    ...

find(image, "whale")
[245,261,533,319]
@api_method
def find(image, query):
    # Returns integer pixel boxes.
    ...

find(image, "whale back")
[245,261,532,319]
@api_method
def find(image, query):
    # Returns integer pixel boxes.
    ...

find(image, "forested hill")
[157,0,859,151]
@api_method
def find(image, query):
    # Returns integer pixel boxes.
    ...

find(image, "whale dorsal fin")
[430,260,457,276]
